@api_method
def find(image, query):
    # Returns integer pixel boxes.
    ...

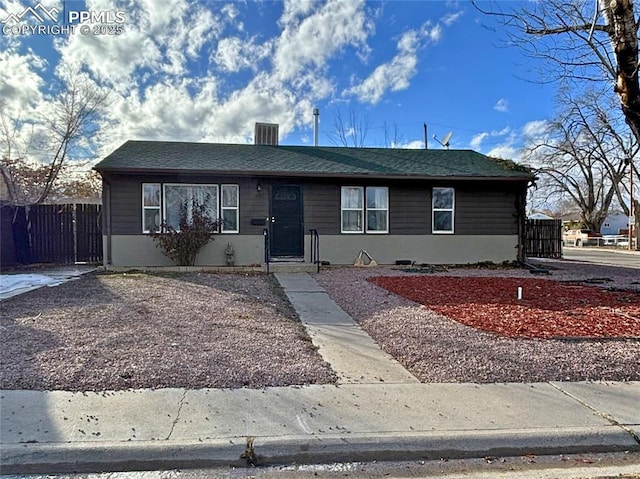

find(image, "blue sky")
[0,0,558,161]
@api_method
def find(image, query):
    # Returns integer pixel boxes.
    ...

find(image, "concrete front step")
[264,262,319,273]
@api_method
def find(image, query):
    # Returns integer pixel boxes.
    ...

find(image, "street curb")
[2,427,638,474]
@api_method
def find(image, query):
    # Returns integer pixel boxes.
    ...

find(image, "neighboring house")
[601,210,630,236]
[94,139,534,267]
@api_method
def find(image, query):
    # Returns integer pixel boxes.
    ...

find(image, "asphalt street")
[561,247,640,268]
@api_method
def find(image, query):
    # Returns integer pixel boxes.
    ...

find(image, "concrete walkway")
[274,273,418,384]
[2,272,640,473]
[1,382,639,473]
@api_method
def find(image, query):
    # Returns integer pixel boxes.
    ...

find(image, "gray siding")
[455,187,520,235]
[103,174,525,237]
[304,182,340,234]
[105,174,266,235]
[389,186,430,234]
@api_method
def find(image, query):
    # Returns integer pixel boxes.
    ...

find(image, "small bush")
[150,199,220,266]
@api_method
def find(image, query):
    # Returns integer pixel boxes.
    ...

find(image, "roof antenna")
[433,131,453,149]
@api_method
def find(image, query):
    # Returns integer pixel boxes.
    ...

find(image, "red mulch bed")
[369,276,640,339]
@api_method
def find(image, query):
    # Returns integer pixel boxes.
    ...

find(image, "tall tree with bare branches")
[525,89,637,231]
[0,72,109,205]
[476,0,639,245]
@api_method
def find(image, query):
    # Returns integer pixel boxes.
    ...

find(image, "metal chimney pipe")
[313,108,319,146]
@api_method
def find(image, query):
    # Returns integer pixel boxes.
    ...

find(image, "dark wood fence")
[1,203,102,267]
[525,219,563,259]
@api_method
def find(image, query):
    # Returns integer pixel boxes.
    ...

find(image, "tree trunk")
[600,0,640,142]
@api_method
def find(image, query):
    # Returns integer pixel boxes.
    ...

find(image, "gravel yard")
[0,272,336,391]
[315,261,640,383]
[3,259,639,390]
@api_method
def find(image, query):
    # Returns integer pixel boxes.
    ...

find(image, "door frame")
[269,184,304,258]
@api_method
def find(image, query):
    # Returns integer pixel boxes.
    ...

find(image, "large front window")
[164,184,218,231]
[432,187,454,233]
[142,183,239,233]
[341,186,388,234]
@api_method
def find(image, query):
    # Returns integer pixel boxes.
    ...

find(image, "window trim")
[341,186,365,234]
[220,184,239,234]
[142,183,161,234]
[341,186,390,234]
[432,186,455,234]
[365,186,389,234]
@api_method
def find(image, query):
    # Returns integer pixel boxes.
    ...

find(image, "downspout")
[518,180,534,263]
[102,175,112,266]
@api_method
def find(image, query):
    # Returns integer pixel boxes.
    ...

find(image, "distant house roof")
[95,140,534,181]
[528,212,554,220]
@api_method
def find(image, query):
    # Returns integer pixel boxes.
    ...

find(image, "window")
[341,186,389,234]
[221,185,239,233]
[142,183,161,233]
[142,183,240,234]
[366,186,388,233]
[341,187,364,233]
[432,187,454,233]
[164,184,218,231]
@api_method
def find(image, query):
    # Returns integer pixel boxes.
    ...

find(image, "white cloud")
[441,11,464,26]
[273,0,373,81]
[345,27,423,104]
[213,36,272,73]
[4,0,473,164]
[56,0,221,91]
[486,144,519,160]
[522,119,549,137]
[494,98,509,112]
[470,132,489,150]
[396,139,424,149]
[0,48,46,116]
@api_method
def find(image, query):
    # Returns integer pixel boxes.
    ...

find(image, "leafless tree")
[327,108,372,147]
[475,0,640,142]
[476,0,640,245]
[525,89,637,232]
[382,121,405,148]
[0,72,109,205]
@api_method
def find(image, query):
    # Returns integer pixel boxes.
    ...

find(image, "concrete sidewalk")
[2,272,639,474]
[1,382,639,473]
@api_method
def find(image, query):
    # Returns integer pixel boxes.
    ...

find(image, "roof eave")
[94,167,533,181]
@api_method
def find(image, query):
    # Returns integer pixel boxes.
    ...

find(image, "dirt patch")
[369,276,640,339]
[316,263,640,383]
[0,272,336,391]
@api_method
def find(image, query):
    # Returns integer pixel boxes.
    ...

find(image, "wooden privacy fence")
[1,203,102,266]
[524,219,563,259]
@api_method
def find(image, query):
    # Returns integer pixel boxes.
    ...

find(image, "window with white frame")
[142,183,161,233]
[142,183,239,233]
[341,186,389,234]
[221,184,239,233]
[341,186,364,233]
[432,187,454,233]
[365,186,388,233]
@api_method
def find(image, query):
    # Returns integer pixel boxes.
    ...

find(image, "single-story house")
[94,139,534,267]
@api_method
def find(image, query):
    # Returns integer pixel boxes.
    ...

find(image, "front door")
[270,185,303,257]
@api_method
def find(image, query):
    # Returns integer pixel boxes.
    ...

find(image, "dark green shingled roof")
[95,140,533,181]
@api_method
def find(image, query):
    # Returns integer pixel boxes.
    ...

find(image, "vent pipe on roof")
[313,108,319,147]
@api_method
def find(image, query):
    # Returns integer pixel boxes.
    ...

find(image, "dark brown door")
[270,185,303,257]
